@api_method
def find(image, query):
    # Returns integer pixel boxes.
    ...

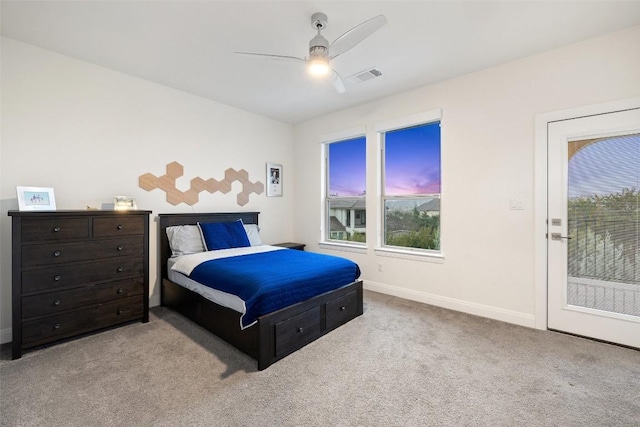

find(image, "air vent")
[346,67,382,84]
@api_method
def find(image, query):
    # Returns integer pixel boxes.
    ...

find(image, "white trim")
[375,109,444,255]
[0,327,11,345]
[364,280,536,328]
[149,293,161,308]
[374,108,442,133]
[533,97,640,331]
[319,125,366,144]
[374,247,444,263]
[318,241,368,254]
[320,127,367,245]
[375,130,384,248]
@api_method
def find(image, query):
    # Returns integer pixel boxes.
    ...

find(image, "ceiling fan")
[235,12,387,94]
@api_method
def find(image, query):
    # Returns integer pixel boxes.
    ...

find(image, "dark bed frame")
[159,212,363,370]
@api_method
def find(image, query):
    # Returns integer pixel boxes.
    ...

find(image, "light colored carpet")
[1,290,639,426]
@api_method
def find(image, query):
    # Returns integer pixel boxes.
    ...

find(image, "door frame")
[533,97,640,331]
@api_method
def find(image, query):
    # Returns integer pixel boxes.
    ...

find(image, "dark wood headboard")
[158,212,259,281]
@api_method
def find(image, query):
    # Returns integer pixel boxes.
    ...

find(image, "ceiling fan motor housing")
[309,34,329,58]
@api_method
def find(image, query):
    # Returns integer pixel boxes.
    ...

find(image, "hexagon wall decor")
[139,162,264,206]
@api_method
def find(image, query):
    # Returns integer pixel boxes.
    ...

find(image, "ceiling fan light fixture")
[308,57,331,77]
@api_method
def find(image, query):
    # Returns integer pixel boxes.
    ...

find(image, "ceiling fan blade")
[329,14,387,59]
[329,69,346,94]
[235,52,306,63]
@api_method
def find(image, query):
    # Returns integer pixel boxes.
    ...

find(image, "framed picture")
[114,196,137,210]
[16,186,57,211]
[266,163,283,197]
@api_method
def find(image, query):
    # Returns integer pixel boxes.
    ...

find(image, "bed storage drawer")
[326,290,359,331]
[274,306,322,357]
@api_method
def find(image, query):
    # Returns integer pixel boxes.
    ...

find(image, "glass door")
[547,108,640,348]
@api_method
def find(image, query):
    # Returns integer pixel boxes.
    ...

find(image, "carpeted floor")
[1,290,639,426]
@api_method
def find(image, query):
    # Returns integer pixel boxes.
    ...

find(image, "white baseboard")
[363,280,536,329]
[149,294,161,308]
[1,327,11,345]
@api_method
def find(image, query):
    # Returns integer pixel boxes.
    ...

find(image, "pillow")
[198,220,251,251]
[243,223,263,246]
[166,225,205,257]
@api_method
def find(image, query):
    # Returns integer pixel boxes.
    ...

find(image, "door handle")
[550,233,572,241]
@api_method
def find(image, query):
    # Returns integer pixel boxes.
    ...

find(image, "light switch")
[509,198,524,210]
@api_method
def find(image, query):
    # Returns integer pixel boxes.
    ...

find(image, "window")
[325,135,367,244]
[379,115,441,252]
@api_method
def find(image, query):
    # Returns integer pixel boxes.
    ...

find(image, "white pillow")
[166,225,205,256]
[243,223,263,246]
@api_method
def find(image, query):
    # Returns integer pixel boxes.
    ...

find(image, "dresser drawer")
[326,290,359,331]
[93,216,144,237]
[21,218,89,242]
[21,296,143,347]
[274,306,322,358]
[22,257,144,293]
[22,278,144,319]
[22,236,143,267]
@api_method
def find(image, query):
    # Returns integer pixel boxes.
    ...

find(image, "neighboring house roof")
[329,216,347,232]
[329,199,366,209]
[417,199,441,212]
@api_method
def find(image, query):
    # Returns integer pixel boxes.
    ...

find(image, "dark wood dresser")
[8,210,151,359]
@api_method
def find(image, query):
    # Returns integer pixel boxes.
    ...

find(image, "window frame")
[320,126,368,252]
[374,109,444,261]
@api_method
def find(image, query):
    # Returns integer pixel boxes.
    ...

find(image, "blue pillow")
[198,220,251,251]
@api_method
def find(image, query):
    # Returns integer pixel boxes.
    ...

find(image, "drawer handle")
[117,309,123,315]
[297,327,304,333]
[53,251,61,257]
[117,245,124,251]
[340,306,346,311]
[54,323,61,329]
[53,299,61,306]
[116,288,124,295]
[54,275,61,281]
[53,226,61,232]
[117,224,123,230]
[117,266,124,272]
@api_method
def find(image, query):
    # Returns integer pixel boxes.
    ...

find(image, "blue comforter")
[189,249,361,328]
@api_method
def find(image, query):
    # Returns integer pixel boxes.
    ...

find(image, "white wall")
[292,25,640,327]
[0,38,295,342]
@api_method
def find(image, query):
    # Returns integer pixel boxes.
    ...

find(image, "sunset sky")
[328,122,441,197]
[328,136,366,197]
[384,122,441,195]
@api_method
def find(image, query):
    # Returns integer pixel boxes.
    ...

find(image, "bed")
[159,212,363,370]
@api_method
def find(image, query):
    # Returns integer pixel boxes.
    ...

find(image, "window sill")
[374,247,445,263]
[318,241,368,254]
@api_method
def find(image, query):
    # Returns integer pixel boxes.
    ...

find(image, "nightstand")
[273,242,305,251]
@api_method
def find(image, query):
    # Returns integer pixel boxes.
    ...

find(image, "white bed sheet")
[167,258,247,314]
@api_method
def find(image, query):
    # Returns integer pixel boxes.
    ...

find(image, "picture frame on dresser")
[16,186,56,211]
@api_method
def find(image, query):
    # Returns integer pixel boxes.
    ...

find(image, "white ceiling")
[2,1,640,124]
